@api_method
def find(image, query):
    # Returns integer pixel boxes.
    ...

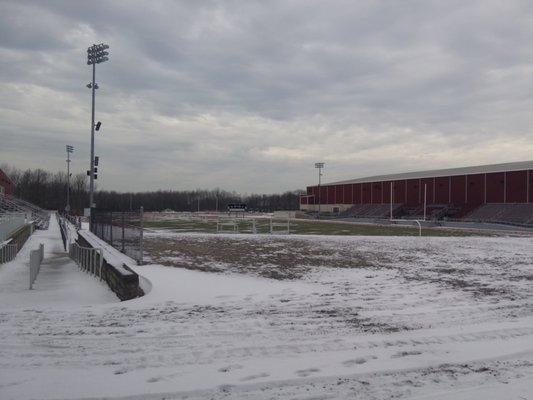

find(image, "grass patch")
[145,217,473,237]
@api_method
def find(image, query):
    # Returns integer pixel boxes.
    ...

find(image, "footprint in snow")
[342,357,367,366]
[391,350,423,358]
[295,368,320,377]
[240,372,270,381]
[113,367,129,375]
[218,364,244,373]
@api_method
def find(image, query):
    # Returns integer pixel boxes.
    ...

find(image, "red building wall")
[506,171,527,203]
[320,186,328,205]
[529,170,533,203]
[435,177,449,204]
[302,167,533,207]
[361,183,371,203]
[466,174,484,205]
[0,169,14,196]
[392,180,405,204]
[335,185,342,204]
[486,172,504,203]
[406,179,419,206]
[421,178,435,204]
[353,184,361,204]
[371,182,382,204]
[450,175,466,204]
[383,181,392,204]
[344,184,353,204]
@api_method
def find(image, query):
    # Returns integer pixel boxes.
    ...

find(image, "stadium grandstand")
[300,161,533,227]
[0,168,50,230]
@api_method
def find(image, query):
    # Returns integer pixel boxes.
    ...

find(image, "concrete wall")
[76,235,143,301]
[7,223,33,252]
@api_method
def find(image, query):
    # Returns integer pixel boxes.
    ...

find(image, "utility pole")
[315,162,325,219]
[66,145,74,214]
[86,43,109,227]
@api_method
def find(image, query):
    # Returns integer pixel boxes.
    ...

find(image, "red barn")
[0,168,14,196]
[300,161,533,222]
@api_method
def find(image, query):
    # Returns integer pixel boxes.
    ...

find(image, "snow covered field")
[1,226,532,399]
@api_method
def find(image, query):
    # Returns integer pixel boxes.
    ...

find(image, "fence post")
[139,206,144,265]
[109,211,113,247]
[121,212,125,253]
[98,248,103,279]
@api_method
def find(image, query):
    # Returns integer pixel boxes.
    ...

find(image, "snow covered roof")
[322,160,533,186]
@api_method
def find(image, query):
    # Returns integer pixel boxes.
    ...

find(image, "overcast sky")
[1,0,533,193]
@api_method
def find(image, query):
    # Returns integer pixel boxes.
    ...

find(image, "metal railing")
[0,240,18,264]
[69,243,104,278]
[57,214,68,251]
[90,208,143,264]
[29,243,44,289]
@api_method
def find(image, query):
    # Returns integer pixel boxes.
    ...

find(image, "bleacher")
[465,203,533,226]
[0,194,50,230]
[402,204,452,220]
[341,203,403,219]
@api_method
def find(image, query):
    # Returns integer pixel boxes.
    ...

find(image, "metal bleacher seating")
[402,204,451,220]
[0,194,50,230]
[341,203,403,219]
[465,203,533,227]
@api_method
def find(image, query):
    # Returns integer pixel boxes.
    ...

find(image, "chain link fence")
[90,208,144,264]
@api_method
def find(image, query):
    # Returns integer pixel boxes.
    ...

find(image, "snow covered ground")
[0,226,532,399]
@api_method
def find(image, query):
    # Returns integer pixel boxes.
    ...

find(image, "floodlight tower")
[315,162,324,218]
[66,145,74,214]
[86,43,109,220]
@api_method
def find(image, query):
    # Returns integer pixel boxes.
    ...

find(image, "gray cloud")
[1,0,533,193]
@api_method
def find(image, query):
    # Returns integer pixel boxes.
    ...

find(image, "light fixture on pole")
[315,162,324,219]
[86,43,109,226]
[66,145,74,214]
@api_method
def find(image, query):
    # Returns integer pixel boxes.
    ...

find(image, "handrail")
[69,243,104,279]
[29,243,44,289]
[0,241,17,264]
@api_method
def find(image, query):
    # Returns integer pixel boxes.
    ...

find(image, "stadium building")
[0,168,14,196]
[300,161,533,225]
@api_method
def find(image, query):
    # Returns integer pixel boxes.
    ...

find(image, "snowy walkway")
[0,213,118,308]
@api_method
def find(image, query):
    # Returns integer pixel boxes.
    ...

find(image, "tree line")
[1,164,303,212]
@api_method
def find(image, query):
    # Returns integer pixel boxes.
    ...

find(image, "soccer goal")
[216,218,238,233]
[270,218,290,235]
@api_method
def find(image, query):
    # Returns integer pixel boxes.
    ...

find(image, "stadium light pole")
[315,162,324,219]
[86,43,109,225]
[423,184,427,221]
[66,145,74,215]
